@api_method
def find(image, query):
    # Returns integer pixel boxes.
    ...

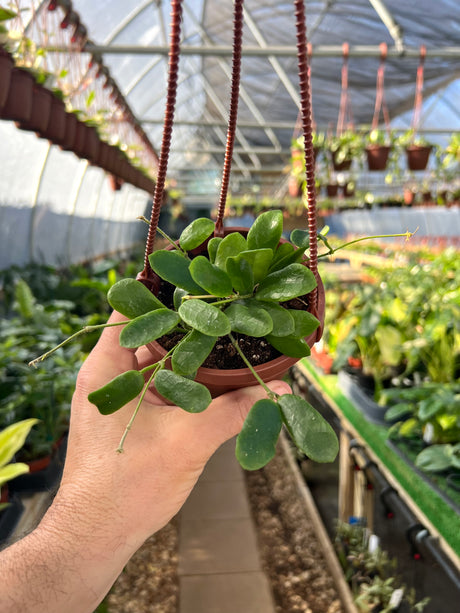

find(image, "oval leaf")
[233,248,273,284]
[225,301,273,337]
[173,287,189,310]
[257,302,295,337]
[279,394,339,462]
[266,334,311,358]
[255,263,316,302]
[288,310,320,338]
[190,256,233,297]
[208,237,222,263]
[108,278,164,319]
[154,369,212,413]
[179,299,231,336]
[215,232,247,270]
[88,370,145,415]
[236,399,282,470]
[247,210,283,252]
[290,229,310,250]
[226,256,254,294]
[415,445,453,473]
[179,218,215,251]
[149,250,205,294]
[120,309,180,348]
[268,244,306,273]
[171,330,217,376]
[0,418,39,468]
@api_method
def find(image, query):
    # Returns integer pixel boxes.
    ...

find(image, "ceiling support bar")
[47,44,460,59]
[368,0,405,53]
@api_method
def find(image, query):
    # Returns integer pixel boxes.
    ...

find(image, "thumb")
[189,380,292,458]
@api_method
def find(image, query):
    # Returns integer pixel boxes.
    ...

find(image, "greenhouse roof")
[63,0,460,197]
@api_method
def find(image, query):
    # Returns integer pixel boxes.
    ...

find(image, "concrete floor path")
[178,437,276,613]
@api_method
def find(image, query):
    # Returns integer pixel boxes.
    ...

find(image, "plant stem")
[317,229,418,259]
[28,321,127,367]
[117,368,158,453]
[137,216,185,253]
[212,294,253,307]
[228,333,278,400]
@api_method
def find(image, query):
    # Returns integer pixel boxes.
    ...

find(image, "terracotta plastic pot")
[73,119,87,157]
[365,145,390,171]
[144,227,325,396]
[288,175,302,198]
[60,111,78,151]
[404,189,416,206]
[326,183,339,198]
[1,67,34,122]
[342,183,355,198]
[18,83,52,134]
[0,49,13,109]
[331,150,352,172]
[82,125,100,163]
[45,96,67,144]
[406,145,432,171]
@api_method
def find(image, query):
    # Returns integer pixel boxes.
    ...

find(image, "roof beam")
[49,43,460,58]
[367,0,405,52]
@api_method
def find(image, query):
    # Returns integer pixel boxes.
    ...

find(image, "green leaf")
[226,256,254,294]
[88,370,145,415]
[236,399,282,470]
[0,419,39,469]
[171,330,217,376]
[119,309,180,348]
[0,8,17,21]
[149,250,205,294]
[288,310,320,338]
[266,334,311,358]
[215,232,247,269]
[290,229,310,250]
[154,370,212,413]
[108,279,164,319]
[269,243,295,272]
[173,287,188,310]
[415,445,453,473]
[247,210,283,251]
[268,244,306,273]
[179,299,231,336]
[225,301,273,337]
[0,463,30,488]
[257,302,295,337]
[255,263,316,301]
[179,218,215,251]
[279,394,339,462]
[232,248,273,284]
[384,402,415,422]
[15,279,35,319]
[418,398,443,421]
[208,237,222,263]
[189,256,233,297]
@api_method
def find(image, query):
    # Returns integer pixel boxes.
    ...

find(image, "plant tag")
[367,533,379,553]
[389,588,404,609]
[423,422,434,444]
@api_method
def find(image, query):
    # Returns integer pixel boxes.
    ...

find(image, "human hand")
[51,310,292,552]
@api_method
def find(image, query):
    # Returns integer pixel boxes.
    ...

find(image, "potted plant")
[397,129,434,172]
[31,209,339,471]
[365,128,394,171]
[328,130,364,172]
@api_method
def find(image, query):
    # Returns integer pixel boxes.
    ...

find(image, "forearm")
[0,490,137,613]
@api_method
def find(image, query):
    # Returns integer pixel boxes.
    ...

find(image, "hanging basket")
[326,183,339,198]
[365,144,391,171]
[1,67,34,123]
[43,96,67,144]
[60,111,78,151]
[145,226,325,397]
[0,49,13,110]
[330,150,352,172]
[405,145,432,171]
[18,83,52,134]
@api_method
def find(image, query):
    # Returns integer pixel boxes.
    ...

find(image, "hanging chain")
[372,42,391,132]
[411,45,426,134]
[138,0,183,286]
[336,42,353,136]
[214,0,244,237]
[294,0,318,283]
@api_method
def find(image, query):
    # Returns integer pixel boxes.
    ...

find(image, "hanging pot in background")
[406,145,432,171]
[326,183,339,198]
[60,111,78,151]
[1,67,34,123]
[44,96,67,144]
[0,49,13,110]
[18,84,52,134]
[366,144,391,171]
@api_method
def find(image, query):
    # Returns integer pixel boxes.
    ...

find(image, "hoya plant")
[32,210,339,470]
